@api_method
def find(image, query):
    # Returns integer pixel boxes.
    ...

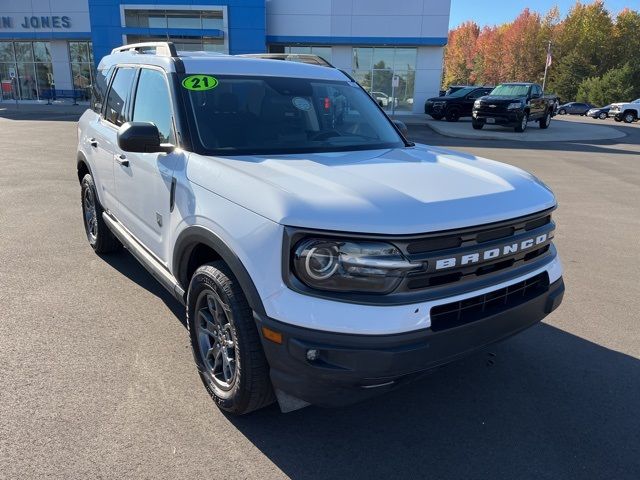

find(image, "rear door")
[113,66,182,263]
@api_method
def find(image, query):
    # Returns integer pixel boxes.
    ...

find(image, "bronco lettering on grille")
[434,234,548,271]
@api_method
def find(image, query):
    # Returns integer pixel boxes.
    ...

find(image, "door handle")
[115,154,129,167]
[89,138,98,148]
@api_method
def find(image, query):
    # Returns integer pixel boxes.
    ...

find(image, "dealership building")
[0,0,450,113]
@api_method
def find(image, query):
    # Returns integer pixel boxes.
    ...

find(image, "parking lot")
[1,110,639,479]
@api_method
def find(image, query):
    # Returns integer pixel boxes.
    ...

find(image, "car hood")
[186,145,556,235]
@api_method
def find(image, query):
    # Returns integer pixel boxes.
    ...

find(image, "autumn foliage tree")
[442,1,638,103]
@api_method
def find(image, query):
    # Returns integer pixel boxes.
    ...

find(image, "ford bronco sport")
[77,43,565,414]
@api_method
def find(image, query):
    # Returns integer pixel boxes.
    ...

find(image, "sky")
[448,0,633,29]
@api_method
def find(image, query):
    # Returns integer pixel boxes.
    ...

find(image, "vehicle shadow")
[99,249,186,327]
[227,324,640,480]
[97,248,640,479]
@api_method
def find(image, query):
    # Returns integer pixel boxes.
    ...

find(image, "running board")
[102,212,186,305]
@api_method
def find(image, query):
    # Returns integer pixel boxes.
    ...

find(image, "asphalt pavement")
[1,110,639,479]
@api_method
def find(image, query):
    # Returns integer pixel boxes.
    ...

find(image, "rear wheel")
[515,113,528,132]
[558,108,566,115]
[445,108,460,122]
[80,174,121,253]
[187,262,274,415]
[598,112,608,120]
[539,111,551,129]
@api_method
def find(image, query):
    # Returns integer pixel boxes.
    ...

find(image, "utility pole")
[542,40,552,92]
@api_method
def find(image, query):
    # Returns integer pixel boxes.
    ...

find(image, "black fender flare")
[173,226,266,316]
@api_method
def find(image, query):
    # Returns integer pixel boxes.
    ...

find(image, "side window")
[104,67,136,126]
[467,89,484,100]
[132,68,175,144]
[91,66,113,113]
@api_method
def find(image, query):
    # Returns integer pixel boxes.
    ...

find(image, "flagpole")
[542,40,551,92]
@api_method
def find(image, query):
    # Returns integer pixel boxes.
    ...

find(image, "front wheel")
[623,112,636,124]
[187,262,274,415]
[515,113,528,132]
[539,111,551,129]
[80,174,121,253]
[430,114,444,121]
[472,120,484,130]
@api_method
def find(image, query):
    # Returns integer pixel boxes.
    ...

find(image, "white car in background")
[609,98,640,123]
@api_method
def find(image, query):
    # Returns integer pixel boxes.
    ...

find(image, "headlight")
[507,102,522,110]
[292,239,421,293]
[474,99,482,108]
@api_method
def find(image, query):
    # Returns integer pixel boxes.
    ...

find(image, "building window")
[352,47,417,111]
[69,41,95,100]
[269,45,333,64]
[0,41,53,100]
[124,9,224,31]
[125,35,225,54]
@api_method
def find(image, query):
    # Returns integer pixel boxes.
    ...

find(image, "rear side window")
[91,66,113,113]
[105,67,136,126]
[132,68,175,144]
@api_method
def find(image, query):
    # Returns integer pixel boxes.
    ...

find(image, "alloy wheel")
[83,187,98,243]
[195,289,238,390]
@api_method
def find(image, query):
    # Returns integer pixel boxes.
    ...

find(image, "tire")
[558,108,566,115]
[445,108,460,122]
[539,111,551,129]
[430,114,444,121]
[515,112,528,132]
[623,112,636,124]
[187,261,274,415]
[472,120,483,130]
[598,112,607,120]
[80,174,121,253]
[614,117,622,122]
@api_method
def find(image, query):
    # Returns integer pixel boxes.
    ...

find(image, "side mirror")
[393,120,409,137]
[117,122,175,153]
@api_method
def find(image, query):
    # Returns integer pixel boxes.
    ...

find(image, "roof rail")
[238,53,334,68]
[111,42,178,58]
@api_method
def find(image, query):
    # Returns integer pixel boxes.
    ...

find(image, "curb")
[420,119,627,142]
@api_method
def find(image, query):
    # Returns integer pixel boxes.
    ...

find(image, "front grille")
[430,272,549,331]
[388,210,555,293]
[476,103,509,114]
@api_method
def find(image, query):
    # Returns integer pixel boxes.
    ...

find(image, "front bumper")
[256,276,565,408]
[472,109,524,127]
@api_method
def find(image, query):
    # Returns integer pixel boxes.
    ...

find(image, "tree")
[577,63,640,105]
[612,9,640,66]
[443,21,479,86]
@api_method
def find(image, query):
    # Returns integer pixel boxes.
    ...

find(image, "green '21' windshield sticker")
[182,75,218,91]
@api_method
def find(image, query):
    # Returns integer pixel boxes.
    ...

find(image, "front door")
[113,67,179,264]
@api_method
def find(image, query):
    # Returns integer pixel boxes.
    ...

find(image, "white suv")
[77,43,565,414]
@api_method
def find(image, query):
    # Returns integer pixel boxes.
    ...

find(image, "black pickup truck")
[472,83,555,132]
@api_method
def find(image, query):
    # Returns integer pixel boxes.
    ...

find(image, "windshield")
[447,87,475,98]
[490,84,530,97]
[182,75,404,155]
[633,98,640,103]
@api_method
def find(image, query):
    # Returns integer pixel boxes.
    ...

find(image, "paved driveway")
[1,111,639,479]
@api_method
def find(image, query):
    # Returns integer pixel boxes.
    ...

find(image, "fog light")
[306,349,320,361]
